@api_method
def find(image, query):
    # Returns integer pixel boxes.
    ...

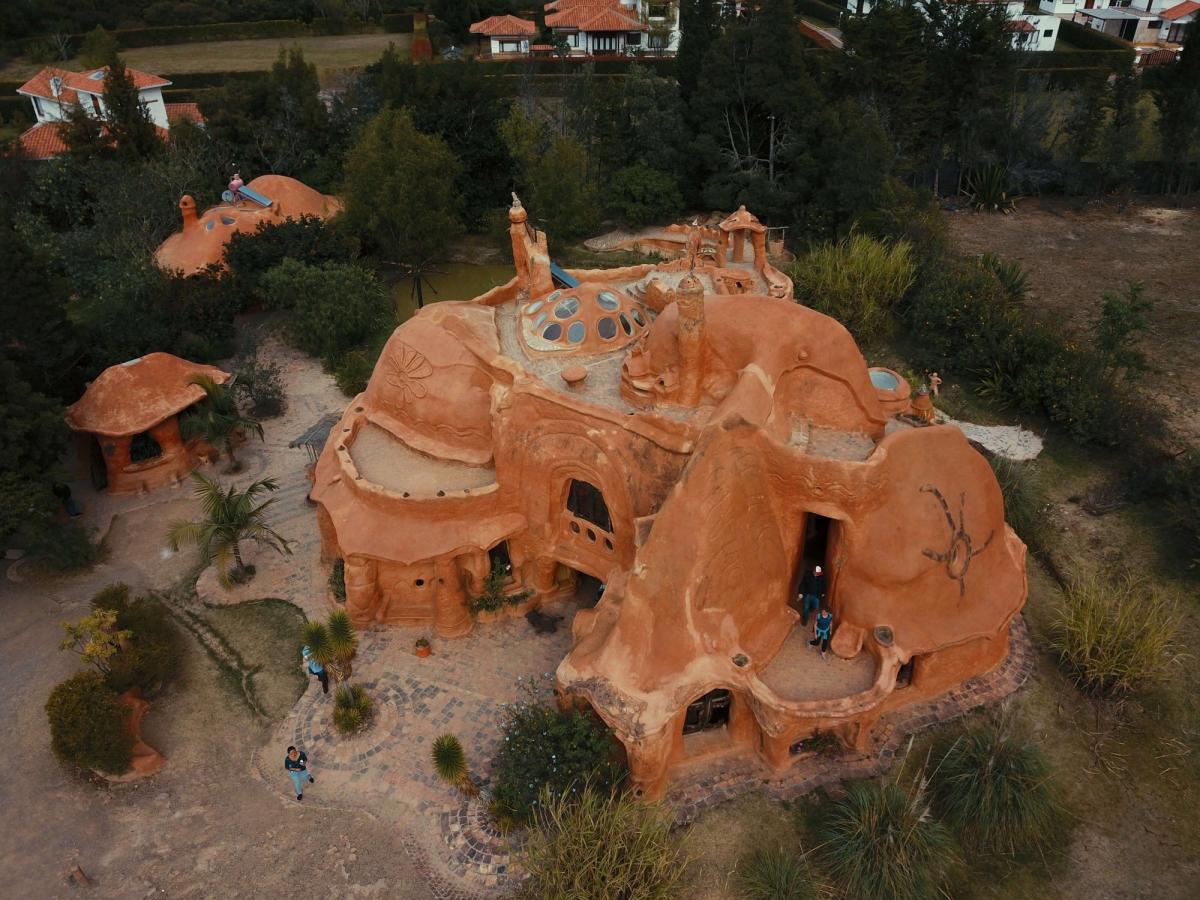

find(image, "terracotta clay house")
[310,198,1027,797]
[65,353,230,494]
[154,174,342,276]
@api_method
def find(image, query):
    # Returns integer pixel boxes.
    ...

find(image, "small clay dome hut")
[65,353,231,494]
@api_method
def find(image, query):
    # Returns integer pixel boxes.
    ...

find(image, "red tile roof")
[16,122,68,160]
[469,14,538,35]
[16,66,171,103]
[165,102,205,125]
[1161,1,1199,20]
[1005,19,1036,32]
[547,2,646,31]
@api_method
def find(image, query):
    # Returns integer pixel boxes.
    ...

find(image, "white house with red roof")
[1161,1,1199,43]
[469,14,538,56]
[846,0,1058,49]
[13,65,203,160]
[469,0,680,58]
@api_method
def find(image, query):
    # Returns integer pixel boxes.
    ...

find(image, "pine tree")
[1150,21,1200,194]
[101,53,161,161]
[678,0,722,99]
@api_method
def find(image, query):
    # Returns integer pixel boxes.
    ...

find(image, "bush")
[79,26,119,68]
[791,233,916,343]
[491,677,623,825]
[28,520,98,573]
[737,845,817,900]
[930,727,1065,856]
[814,780,960,900]
[333,683,374,734]
[45,672,133,775]
[92,584,182,695]
[518,782,685,899]
[607,164,684,228]
[988,457,1050,557]
[261,260,391,366]
[468,559,531,615]
[233,352,286,418]
[1051,572,1182,696]
[224,216,347,299]
[334,349,376,397]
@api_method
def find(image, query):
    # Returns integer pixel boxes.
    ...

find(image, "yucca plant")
[964,165,1018,214]
[168,473,291,587]
[1052,572,1183,696]
[301,610,358,684]
[333,683,373,734]
[737,845,817,900]
[432,733,478,797]
[930,726,1065,856]
[980,252,1031,304]
[518,781,686,899]
[814,779,960,900]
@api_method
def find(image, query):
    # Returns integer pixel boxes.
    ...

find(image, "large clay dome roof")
[518,282,649,355]
[65,353,230,437]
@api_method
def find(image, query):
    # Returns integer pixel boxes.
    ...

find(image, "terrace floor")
[757,621,879,702]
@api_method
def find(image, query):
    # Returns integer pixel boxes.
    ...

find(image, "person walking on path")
[303,644,328,694]
[799,565,826,627]
[809,606,834,662]
[285,746,315,801]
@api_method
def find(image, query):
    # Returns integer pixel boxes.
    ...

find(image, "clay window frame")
[566,479,612,533]
[488,540,514,583]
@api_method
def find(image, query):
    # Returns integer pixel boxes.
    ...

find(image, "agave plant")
[964,165,1018,214]
[333,683,373,734]
[432,733,478,797]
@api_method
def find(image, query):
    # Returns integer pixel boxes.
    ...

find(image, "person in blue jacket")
[809,606,834,662]
[302,645,328,694]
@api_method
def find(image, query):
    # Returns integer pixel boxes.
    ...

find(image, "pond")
[390,263,515,321]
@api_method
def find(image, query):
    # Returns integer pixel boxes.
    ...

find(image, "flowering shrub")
[489,675,623,826]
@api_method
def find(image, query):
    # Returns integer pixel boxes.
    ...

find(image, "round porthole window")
[619,313,633,335]
[597,290,620,311]
[554,296,580,319]
[597,317,618,340]
[542,322,563,341]
[567,321,586,344]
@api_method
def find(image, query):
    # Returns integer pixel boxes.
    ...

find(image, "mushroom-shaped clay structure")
[519,283,649,355]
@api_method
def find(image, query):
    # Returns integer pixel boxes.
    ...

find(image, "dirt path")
[946,199,1200,446]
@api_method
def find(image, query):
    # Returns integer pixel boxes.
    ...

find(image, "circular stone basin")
[870,369,900,390]
[561,365,588,386]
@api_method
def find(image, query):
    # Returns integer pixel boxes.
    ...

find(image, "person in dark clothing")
[285,746,315,800]
[809,606,834,661]
[799,565,826,626]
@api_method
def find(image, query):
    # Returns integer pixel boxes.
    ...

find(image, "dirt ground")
[946,198,1200,447]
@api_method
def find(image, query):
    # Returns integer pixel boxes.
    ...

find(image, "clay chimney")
[508,192,530,290]
[179,194,198,230]
[676,273,706,406]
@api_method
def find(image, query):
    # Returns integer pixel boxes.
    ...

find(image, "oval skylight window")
[547,290,561,303]
[566,321,586,344]
[619,313,633,336]
[204,220,215,231]
[542,322,563,341]
[597,317,617,340]
[631,308,645,327]
[220,215,236,226]
[597,290,620,311]
[531,312,547,329]
[554,296,580,319]
[525,300,544,315]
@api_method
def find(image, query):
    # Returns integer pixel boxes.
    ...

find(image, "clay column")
[675,273,706,407]
[343,557,382,627]
[752,230,767,271]
[732,229,746,263]
[530,555,559,594]
[433,555,473,637]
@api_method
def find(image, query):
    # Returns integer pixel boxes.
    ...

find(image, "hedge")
[483,57,677,76]
[797,0,846,25]
[1058,19,1136,57]
[159,70,263,90]
[383,13,416,33]
[1023,47,1133,74]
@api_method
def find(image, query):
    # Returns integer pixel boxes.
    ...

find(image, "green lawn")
[1,32,410,81]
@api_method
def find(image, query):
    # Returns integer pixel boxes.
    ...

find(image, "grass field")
[1,32,411,81]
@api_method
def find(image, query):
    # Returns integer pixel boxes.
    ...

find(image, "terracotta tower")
[676,272,706,406]
[508,193,531,290]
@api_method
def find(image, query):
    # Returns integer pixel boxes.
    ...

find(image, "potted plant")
[415,637,431,657]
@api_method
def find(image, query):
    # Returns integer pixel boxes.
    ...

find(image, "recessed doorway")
[683,688,731,735]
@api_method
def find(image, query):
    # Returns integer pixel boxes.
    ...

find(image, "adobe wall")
[95,415,211,495]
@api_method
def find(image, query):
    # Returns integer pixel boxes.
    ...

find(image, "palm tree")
[168,473,291,586]
[180,375,264,473]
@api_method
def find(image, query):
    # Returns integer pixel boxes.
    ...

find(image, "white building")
[468,15,537,57]
[469,0,680,58]
[844,0,1060,50]
[14,65,202,160]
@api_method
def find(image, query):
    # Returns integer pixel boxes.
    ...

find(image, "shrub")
[334,349,376,397]
[980,253,1030,304]
[469,559,532,615]
[28,520,98,573]
[607,164,684,228]
[92,585,182,695]
[518,782,685,899]
[45,672,133,775]
[988,457,1050,558]
[491,677,623,824]
[432,733,478,796]
[1051,572,1183,696]
[260,259,391,365]
[964,165,1017,213]
[814,780,960,900]
[737,845,817,900]
[930,726,1065,856]
[79,26,120,68]
[1165,450,1200,564]
[328,558,347,601]
[333,683,374,734]
[233,352,286,418]
[224,216,347,298]
[791,233,916,344]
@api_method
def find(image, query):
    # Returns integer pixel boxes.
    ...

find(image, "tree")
[178,375,264,472]
[0,359,69,481]
[259,259,392,362]
[1098,74,1141,195]
[1149,21,1200,195]
[608,164,684,227]
[79,26,119,68]
[59,608,132,676]
[678,0,723,99]
[101,54,162,161]
[343,107,464,305]
[168,473,292,587]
